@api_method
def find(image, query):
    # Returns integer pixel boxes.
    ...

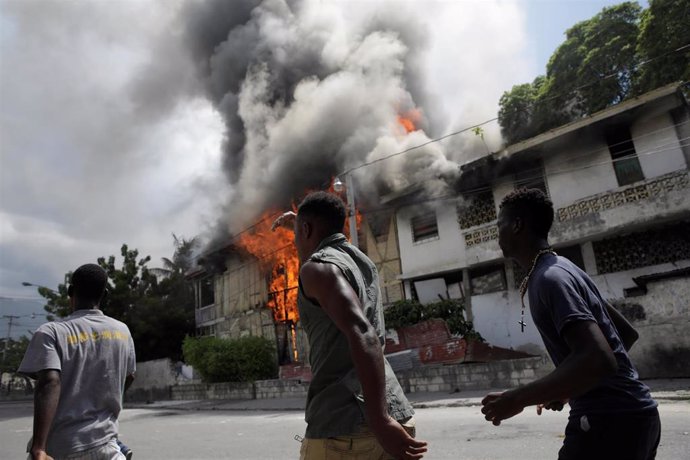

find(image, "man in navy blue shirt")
[481,188,660,459]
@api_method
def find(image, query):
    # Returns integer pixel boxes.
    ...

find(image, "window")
[470,264,507,295]
[200,277,214,307]
[458,191,496,229]
[514,160,549,195]
[367,210,393,243]
[606,125,644,186]
[411,211,438,242]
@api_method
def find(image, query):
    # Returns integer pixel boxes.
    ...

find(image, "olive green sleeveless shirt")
[298,233,414,438]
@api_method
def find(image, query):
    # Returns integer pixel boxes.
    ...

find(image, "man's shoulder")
[100,314,132,332]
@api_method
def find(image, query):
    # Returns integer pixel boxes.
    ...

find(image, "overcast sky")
[0,0,630,336]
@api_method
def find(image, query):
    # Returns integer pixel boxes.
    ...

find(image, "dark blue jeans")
[559,408,661,460]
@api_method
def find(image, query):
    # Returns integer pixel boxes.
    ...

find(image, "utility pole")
[2,315,20,367]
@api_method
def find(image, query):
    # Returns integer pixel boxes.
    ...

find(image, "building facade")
[392,83,690,375]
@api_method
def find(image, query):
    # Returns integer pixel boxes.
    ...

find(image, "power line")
[336,45,689,178]
[199,46,689,257]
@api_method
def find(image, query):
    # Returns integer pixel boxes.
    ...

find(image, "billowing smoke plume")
[183,0,460,236]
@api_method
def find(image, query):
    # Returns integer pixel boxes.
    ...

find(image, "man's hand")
[481,391,524,426]
[270,211,296,231]
[536,399,568,415]
[30,448,54,460]
[370,415,428,460]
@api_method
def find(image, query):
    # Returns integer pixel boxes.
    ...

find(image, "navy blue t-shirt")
[527,254,656,418]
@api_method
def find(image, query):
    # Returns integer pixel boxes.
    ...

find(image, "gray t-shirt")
[528,254,656,419]
[18,309,136,456]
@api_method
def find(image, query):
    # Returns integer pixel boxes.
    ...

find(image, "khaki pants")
[299,417,416,460]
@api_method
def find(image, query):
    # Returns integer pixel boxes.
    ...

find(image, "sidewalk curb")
[124,391,688,413]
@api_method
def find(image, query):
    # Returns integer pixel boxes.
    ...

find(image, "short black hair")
[297,191,347,235]
[70,263,108,304]
[500,188,554,238]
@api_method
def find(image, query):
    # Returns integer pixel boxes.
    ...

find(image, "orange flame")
[235,186,362,328]
[397,108,422,133]
[236,211,300,324]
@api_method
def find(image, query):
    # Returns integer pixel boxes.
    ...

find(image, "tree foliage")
[1,336,30,375]
[635,0,690,93]
[36,237,198,362]
[498,0,689,144]
[182,335,278,383]
[383,298,483,341]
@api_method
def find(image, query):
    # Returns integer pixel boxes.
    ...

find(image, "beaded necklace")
[518,248,556,332]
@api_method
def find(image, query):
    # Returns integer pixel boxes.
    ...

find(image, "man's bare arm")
[482,320,617,425]
[124,373,135,393]
[300,261,427,460]
[605,302,639,351]
[30,370,61,459]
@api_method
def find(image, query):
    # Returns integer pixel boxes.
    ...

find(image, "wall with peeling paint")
[470,289,545,356]
[623,277,690,378]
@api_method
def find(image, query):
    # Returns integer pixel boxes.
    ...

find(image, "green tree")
[1,336,30,375]
[35,238,198,362]
[130,236,198,361]
[182,335,278,383]
[498,76,546,144]
[635,0,690,93]
[542,2,641,119]
[498,2,644,144]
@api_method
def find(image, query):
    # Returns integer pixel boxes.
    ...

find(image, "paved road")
[1,401,688,459]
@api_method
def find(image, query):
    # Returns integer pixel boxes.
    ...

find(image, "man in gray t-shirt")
[19,264,136,460]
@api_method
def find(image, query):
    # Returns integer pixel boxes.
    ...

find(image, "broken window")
[606,125,645,186]
[514,159,549,195]
[200,277,214,307]
[470,264,507,295]
[367,209,393,243]
[411,211,439,243]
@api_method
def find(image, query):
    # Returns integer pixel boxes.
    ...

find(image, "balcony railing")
[195,304,217,326]
[556,169,689,222]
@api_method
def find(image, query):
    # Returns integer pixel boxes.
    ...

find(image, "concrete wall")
[126,359,195,402]
[619,277,690,378]
[543,138,617,209]
[396,357,551,393]
[471,290,546,356]
[169,357,551,401]
[396,200,465,278]
[632,110,688,179]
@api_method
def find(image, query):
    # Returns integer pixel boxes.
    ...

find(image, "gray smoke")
[182,0,459,236]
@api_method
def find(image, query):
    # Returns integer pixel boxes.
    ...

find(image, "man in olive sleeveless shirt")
[279,192,427,460]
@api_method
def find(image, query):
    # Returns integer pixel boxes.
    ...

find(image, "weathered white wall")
[396,200,465,278]
[543,140,617,209]
[591,260,690,299]
[624,276,690,378]
[632,110,687,179]
[126,358,195,401]
[471,290,546,357]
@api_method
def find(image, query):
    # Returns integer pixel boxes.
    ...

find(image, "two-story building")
[391,82,690,376]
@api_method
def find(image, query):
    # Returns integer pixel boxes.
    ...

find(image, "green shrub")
[182,335,278,383]
[384,298,483,342]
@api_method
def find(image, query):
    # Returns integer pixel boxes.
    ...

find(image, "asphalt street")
[1,400,688,459]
